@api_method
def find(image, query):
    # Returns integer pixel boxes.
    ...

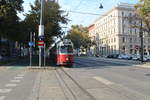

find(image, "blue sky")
[18,0,139,28]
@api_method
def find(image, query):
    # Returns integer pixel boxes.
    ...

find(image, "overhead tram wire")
[66,10,150,19]
[67,0,85,25]
[73,0,85,10]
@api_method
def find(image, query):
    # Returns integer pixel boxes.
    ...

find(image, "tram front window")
[60,46,73,53]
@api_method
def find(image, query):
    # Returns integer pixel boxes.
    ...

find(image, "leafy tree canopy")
[135,0,150,33]
[68,25,92,49]
[24,0,68,47]
[0,0,24,40]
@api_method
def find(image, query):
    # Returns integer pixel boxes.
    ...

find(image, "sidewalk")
[28,70,66,100]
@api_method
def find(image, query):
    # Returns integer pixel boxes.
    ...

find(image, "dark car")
[107,54,119,58]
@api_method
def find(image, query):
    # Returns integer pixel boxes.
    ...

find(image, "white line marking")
[17,74,25,77]
[93,76,114,85]
[10,80,21,83]
[14,76,24,79]
[5,84,17,87]
[0,96,6,100]
[0,89,12,93]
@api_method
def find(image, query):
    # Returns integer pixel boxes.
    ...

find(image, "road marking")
[14,76,24,79]
[17,73,26,77]
[0,96,6,100]
[5,84,17,87]
[0,89,12,93]
[10,80,21,83]
[93,76,114,85]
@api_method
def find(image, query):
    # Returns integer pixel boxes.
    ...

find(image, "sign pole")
[38,40,44,67]
[44,43,46,66]
[39,46,41,67]
[30,32,32,67]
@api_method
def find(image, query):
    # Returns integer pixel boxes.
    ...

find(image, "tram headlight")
[66,57,69,61]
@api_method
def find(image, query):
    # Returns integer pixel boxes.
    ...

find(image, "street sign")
[28,42,34,47]
[38,40,44,47]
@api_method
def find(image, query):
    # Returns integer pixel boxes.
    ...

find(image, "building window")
[122,37,125,43]
[130,45,132,48]
[130,49,133,54]
[111,38,113,43]
[148,39,150,43]
[122,24,125,34]
[130,28,132,34]
[134,50,137,54]
[134,38,137,43]
[130,38,132,43]
[122,12,124,16]
[114,38,116,43]
[135,29,136,34]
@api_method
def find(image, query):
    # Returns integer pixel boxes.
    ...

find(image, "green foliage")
[0,0,24,40]
[135,0,150,33]
[24,0,68,47]
[68,25,92,49]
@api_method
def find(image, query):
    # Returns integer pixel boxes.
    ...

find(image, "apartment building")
[88,3,150,56]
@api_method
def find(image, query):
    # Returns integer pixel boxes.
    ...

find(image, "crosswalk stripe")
[0,96,6,100]
[10,80,21,83]
[5,84,17,87]
[93,76,114,85]
[0,89,12,93]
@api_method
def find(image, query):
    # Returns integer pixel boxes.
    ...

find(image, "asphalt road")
[0,57,150,100]
[71,57,150,100]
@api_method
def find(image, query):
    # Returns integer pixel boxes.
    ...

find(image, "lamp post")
[140,18,144,63]
[39,0,45,67]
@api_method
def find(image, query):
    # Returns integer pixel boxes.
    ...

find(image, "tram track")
[54,67,96,100]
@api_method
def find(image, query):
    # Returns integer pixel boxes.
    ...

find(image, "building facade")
[88,3,150,56]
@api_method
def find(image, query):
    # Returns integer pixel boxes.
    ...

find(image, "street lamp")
[38,0,45,67]
[139,18,144,63]
[99,3,103,9]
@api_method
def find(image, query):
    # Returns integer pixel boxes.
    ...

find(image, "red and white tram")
[49,39,74,67]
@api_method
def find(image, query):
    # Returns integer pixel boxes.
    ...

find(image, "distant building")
[88,3,150,56]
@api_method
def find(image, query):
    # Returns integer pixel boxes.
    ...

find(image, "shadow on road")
[0,55,55,67]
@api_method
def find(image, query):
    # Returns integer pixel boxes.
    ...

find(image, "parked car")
[95,54,100,57]
[118,54,132,60]
[107,54,113,58]
[146,55,150,61]
[107,54,119,58]
[131,54,140,60]
[132,54,149,62]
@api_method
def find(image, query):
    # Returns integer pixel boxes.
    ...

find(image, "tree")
[68,25,92,51]
[134,0,150,33]
[24,0,68,47]
[0,0,24,40]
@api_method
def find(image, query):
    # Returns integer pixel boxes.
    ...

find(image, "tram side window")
[60,46,73,53]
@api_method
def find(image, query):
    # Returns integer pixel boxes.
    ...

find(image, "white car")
[118,54,132,60]
[132,55,140,60]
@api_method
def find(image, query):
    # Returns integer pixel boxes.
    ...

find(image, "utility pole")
[140,18,144,63]
[39,0,45,67]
